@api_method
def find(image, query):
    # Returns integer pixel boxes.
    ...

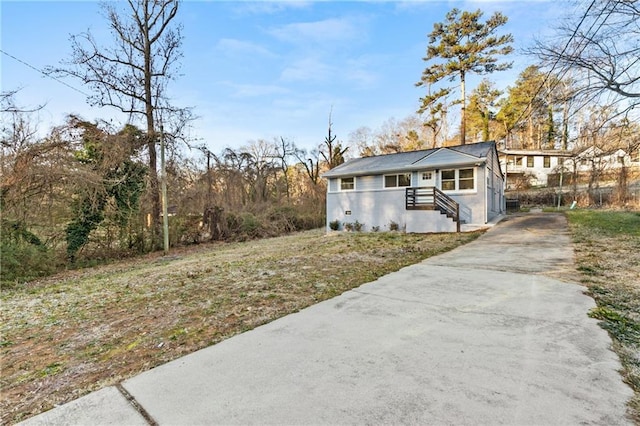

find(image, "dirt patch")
[0,229,482,424]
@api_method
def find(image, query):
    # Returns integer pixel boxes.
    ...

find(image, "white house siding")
[446,174,484,224]
[326,188,408,232]
[486,149,504,220]
[356,175,381,191]
[326,188,456,233]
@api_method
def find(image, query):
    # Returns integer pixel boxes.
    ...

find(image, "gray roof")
[323,141,496,178]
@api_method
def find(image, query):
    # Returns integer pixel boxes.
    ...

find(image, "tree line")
[1,0,638,284]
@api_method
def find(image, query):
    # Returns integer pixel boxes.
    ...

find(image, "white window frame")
[421,171,433,180]
[383,173,411,188]
[440,168,476,193]
[340,177,355,191]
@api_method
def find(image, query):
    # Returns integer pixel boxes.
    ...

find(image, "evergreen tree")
[466,79,502,142]
[417,8,513,145]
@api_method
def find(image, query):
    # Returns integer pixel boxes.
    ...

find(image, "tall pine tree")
[417,8,513,145]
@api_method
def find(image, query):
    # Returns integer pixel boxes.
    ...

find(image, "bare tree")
[50,0,183,248]
[319,111,348,169]
[531,1,640,110]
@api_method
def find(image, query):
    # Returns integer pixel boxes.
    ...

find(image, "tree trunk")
[460,71,466,145]
[142,0,160,249]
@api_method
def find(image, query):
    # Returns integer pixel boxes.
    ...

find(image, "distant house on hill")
[499,146,639,189]
[499,149,573,189]
[322,141,505,233]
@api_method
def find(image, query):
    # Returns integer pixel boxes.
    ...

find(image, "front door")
[419,170,436,188]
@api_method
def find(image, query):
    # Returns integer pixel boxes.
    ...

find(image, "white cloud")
[228,82,290,98]
[216,38,277,58]
[232,1,314,16]
[268,17,364,45]
[280,57,334,82]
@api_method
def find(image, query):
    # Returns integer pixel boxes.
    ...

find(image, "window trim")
[440,168,476,193]
[526,156,534,168]
[441,169,456,191]
[383,173,412,189]
[339,176,355,191]
[543,156,551,168]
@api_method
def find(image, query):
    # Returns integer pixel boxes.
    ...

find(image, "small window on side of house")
[340,177,355,191]
[527,156,534,167]
[422,172,432,180]
[543,156,551,168]
[515,156,523,166]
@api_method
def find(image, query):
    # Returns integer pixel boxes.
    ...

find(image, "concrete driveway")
[21,213,633,425]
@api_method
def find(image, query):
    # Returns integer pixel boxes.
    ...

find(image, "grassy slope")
[0,229,482,424]
[566,210,640,423]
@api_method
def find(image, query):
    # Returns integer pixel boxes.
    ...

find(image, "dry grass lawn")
[566,210,640,423]
[1,229,482,424]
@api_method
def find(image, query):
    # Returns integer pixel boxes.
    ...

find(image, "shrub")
[240,212,262,238]
[1,221,59,285]
[371,225,380,232]
[389,221,399,231]
[354,220,364,232]
[344,222,354,232]
[329,219,340,231]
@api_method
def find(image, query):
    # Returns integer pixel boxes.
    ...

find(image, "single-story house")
[322,141,505,233]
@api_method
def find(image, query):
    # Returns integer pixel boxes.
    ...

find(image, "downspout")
[483,165,487,224]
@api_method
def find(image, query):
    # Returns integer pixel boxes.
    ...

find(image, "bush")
[1,221,59,285]
[344,222,354,232]
[240,212,262,238]
[371,226,380,232]
[354,220,364,232]
[389,221,399,231]
[329,220,340,231]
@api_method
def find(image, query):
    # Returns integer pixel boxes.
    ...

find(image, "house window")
[340,177,355,191]
[384,173,411,188]
[515,156,523,166]
[422,172,432,180]
[558,157,565,166]
[543,156,551,168]
[441,168,475,191]
[458,168,474,190]
[441,170,456,190]
[527,156,534,167]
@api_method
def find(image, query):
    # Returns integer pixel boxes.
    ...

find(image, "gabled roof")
[323,141,496,178]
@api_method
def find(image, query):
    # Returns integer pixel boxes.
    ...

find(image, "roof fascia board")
[322,159,486,179]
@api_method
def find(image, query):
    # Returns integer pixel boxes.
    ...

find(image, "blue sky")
[1,0,566,154]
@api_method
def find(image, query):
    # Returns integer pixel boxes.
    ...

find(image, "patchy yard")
[0,229,482,424]
[566,210,640,423]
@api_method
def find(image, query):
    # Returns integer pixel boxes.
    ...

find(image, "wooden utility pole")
[160,125,169,255]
